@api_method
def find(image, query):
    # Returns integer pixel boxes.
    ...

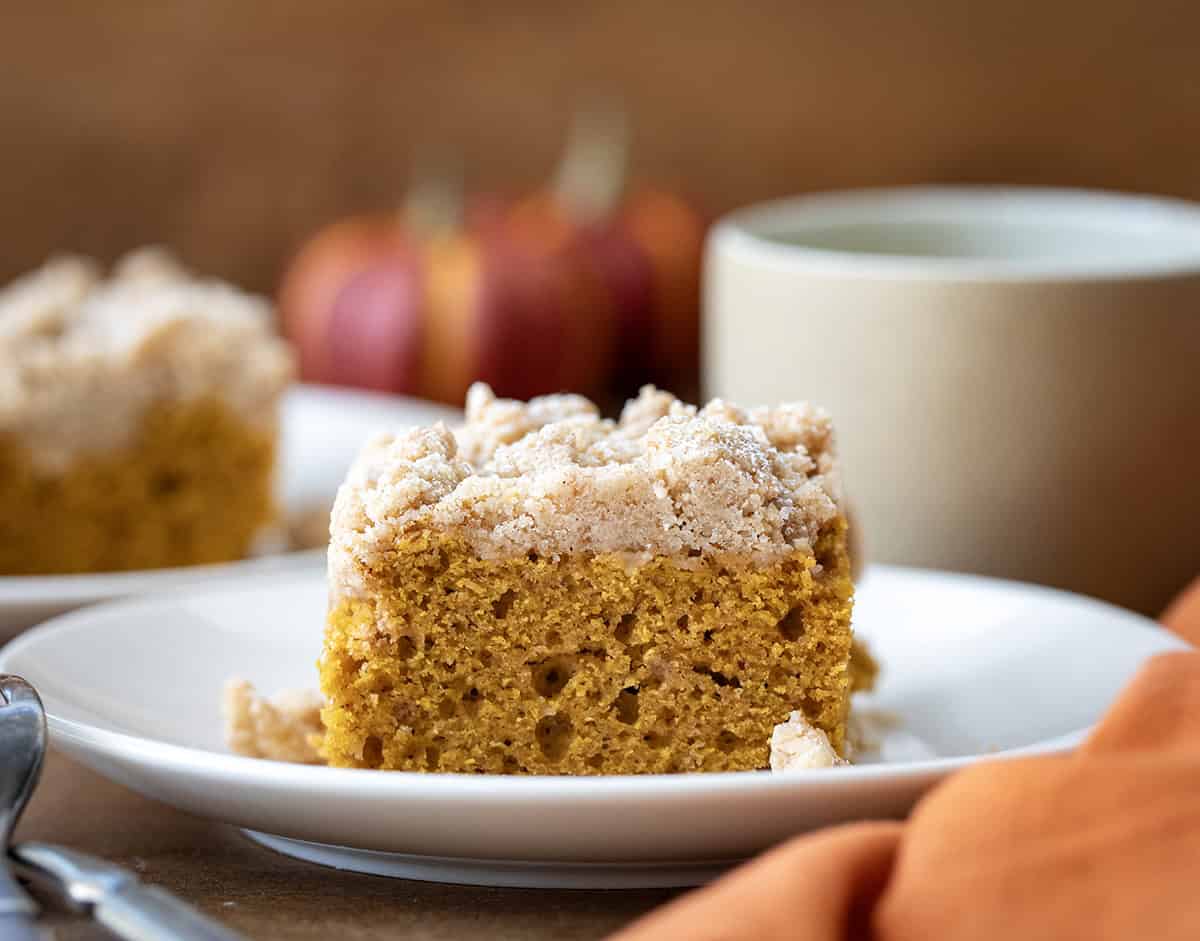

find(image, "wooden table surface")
[17,751,676,940]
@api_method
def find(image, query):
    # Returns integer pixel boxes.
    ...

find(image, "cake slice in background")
[0,248,293,574]
[318,382,857,775]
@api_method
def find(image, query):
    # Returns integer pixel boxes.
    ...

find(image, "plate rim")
[2,562,1188,801]
[0,548,327,605]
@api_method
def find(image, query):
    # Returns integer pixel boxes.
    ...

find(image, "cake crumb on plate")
[224,679,324,764]
[770,711,847,771]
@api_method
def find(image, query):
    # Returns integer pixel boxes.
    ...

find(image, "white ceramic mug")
[705,186,1200,614]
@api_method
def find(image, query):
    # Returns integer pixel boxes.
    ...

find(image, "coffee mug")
[704,186,1200,614]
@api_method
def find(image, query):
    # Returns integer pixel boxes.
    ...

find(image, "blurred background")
[4,1,1197,288]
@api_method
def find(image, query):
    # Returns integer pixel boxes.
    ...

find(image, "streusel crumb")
[0,248,292,470]
[329,383,841,599]
[770,711,847,771]
[224,679,324,764]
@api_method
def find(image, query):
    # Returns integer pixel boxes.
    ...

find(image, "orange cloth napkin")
[612,578,1200,941]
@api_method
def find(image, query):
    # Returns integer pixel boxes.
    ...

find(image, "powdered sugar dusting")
[330,384,842,594]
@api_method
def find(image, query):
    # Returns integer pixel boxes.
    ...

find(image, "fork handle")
[95,882,243,941]
[0,866,41,940]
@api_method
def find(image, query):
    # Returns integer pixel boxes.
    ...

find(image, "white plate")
[0,384,459,639]
[0,566,1186,888]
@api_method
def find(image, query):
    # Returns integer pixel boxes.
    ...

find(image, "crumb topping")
[0,248,293,470]
[770,711,847,771]
[223,679,324,764]
[330,383,842,591]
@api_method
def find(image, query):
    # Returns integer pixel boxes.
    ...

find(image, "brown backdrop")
[1,1,1198,292]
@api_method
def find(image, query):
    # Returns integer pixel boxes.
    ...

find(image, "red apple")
[278,204,616,406]
[500,187,706,401]
[473,230,613,402]
[324,256,424,394]
[278,217,412,384]
[416,218,614,405]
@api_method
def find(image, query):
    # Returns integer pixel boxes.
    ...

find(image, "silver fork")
[1,674,247,941]
[0,674,46,941]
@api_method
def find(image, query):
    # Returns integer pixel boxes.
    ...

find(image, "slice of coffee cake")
[319,383,856,774]
[0,249,292,574]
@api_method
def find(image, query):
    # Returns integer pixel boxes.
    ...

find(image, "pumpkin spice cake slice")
[0,248,293,574]
[319,383,857,774]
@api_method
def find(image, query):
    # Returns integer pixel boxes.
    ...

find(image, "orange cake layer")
[0,399,277,574]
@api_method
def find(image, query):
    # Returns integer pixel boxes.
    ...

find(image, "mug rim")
[711,185,1200,282]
